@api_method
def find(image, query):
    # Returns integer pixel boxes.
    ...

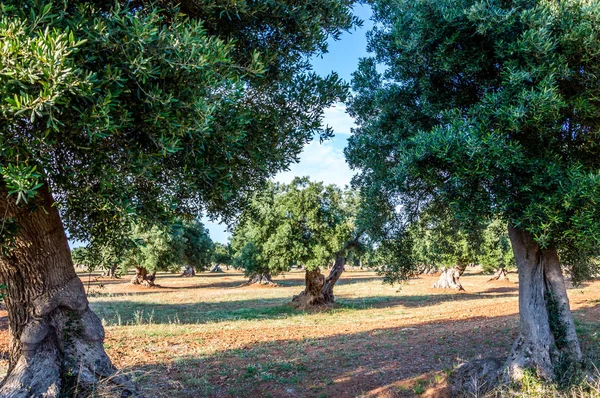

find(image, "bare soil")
[0,268,599,397]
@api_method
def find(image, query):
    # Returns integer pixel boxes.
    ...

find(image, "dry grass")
[1,268,600,397]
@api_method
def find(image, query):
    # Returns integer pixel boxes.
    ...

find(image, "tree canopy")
[232,178,358,279]
[347,0,600,281]
[1,0,357,245]
[347,0,600,384]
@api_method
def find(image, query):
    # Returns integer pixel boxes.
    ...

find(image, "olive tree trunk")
[487,267,508,281]
[181,265,195,277]
[291,268,326,309]
[130,267,156,287]
[432,262,466,290]
[0,185,136,397]
[291,256,346,308]
[505,226,581,381]
[102,264,119,279]
[246,273,276,286]
[210,264,224,273]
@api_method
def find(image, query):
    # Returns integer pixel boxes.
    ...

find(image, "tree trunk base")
[291,269,333,309]
[432,267,464,291]
[181,265,195,277]
[487,268,508,282]
[210,264,224,273]
[244,274,277,286]
[130,268,156,287]
[0,278,139,397]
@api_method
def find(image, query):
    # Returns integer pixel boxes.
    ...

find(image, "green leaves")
[232,178,359,277]
[1,0,356,247]
[349,0,600,281]
[1,164,43,204]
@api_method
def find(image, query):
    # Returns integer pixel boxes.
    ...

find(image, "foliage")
[0,0,357,248]
[231,178,359,278]
[347,0,600,281]
[480,219,515,274]
[120,221,214,274]
[212,242,233,268]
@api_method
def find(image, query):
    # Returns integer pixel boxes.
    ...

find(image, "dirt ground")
[0,268,599,397]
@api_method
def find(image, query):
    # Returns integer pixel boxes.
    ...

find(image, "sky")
[205,4,374,243]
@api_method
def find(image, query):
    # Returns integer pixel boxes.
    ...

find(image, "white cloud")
[205,103,356,243]
[322,103,356,136]
[274,138,353,187]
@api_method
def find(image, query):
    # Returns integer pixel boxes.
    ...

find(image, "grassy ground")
[1,268,600,397]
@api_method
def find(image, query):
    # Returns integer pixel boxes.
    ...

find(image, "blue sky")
[205,4,374,243]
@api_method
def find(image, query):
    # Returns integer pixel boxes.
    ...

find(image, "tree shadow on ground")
[115,304,600,398]
[119,313,523,397]
[88,290,518,326]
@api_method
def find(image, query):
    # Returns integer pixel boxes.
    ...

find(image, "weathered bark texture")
[0,185,137,397]
[210,264,224,273]
[432,262,466,290]
[487,268,508,282]
[130,267,156,287]
[245,273,277,286]
[291,269,327,309]
[181,265,195,277]
[102,264,120,279]
[291,256,346,308]
[504,226,581,381]
[322,257,345,303]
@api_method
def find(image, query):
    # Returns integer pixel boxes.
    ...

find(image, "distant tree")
[0,1,357,393]
[232,178,363,304]
[480,220,515,281]
[347,0,600,387]
[71,244,124,278]
[122,221,213,286]
[212,242,234,271]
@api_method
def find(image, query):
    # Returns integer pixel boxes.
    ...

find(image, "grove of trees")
[2,0,600,396]
[0,0,358,395]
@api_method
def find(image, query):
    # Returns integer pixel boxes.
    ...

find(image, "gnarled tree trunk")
[102,264,119,279]
[0,185,136,397]
[246,273,276,286]
[181,265,195,277]
[487,267,508,281]
[291,268,326,309]
[130,267,156,287]
[322,256,345,303]
[292,256,346,308]
[505,226,581,381]
[432,262,466,290]
[210,264,224,273]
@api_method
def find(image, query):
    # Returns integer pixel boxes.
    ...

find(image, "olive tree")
[0,0,357,395]
[347,0,600,387]
[232,178,362,305]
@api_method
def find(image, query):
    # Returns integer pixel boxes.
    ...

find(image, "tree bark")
[322,256,345,303]
[130,267,155,287]
[291,256,346,308]
[487,267,508,281]
[0,185,136,396]
[432,262,466,290]
[181,265,195,277]
[291,269,326,309]
[245,273,277,286]
[504,226,582,381]
[210,264,224,273]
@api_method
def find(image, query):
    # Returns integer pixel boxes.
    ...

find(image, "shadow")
[117,313,524,398]
[481,286,519,295]
[107,304,600,397]
[89,290,519,326]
